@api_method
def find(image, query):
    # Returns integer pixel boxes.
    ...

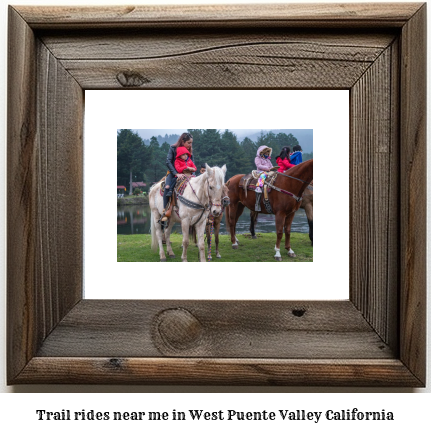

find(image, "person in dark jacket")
[162,132,194,221]
[198,164,206,175]
[290,144,303,165]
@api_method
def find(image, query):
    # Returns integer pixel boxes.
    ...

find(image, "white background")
[85,90,349,300]
[0,0,430,425]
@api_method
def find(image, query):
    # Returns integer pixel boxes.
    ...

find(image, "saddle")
[239,171,278,213]
[159,175,190,197]
[239,171,278,198]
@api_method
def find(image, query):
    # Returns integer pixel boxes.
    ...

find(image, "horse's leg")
[164,219,176,258]
[234,203,245,245]
[284,212,296,257]
[205,217,221,260]
[215,217,222,258]
[206,221,212,260]
[228,202,244,249]
[181,219,191,262]
[151,209,167,262]
[196,219,207,262]
[227,202,238,248]
[250,211,258,239]
[304,202,313,245]
[274,212,286,261]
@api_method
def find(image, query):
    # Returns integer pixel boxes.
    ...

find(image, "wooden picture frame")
[7,3,426,386]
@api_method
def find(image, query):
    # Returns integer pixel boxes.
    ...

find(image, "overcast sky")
[133,129,263,139]
[133,129,313,152]
[134,129,311,140]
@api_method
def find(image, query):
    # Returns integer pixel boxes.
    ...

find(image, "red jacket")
[276,156,295,173]
[174,146,197,174]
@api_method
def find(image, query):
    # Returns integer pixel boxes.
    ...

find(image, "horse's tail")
[150,211,158,251]
[191,225,197,245]
[149,187,160,251]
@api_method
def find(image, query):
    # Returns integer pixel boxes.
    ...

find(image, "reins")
[177,174,223,228]
[261,166,312,203]
[276,170,312,185]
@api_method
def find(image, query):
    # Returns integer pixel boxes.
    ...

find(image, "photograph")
[85,89,348,301]
[2,0,427,397]
[117,128,313,263]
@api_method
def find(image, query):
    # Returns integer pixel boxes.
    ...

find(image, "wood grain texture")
[35,40,84,335]
[7,3,427,386]
[7,6,38,381]
[7,6,83,383]
[350,44,399,348]
[47,31,394,89]
[15,3,423,29]
[399,3,427,385]
[36,300,393,359]
[41,31,395,60]
[15,358,422,386]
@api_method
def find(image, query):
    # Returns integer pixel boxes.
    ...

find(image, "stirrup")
[255,193,262,211]
[161,198,173,222]
[158,203,169,224]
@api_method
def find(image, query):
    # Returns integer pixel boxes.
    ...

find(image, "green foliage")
[303,152,313,161]
[133,188,142,196]
[117,129,150,189]
[117,129,312,186]
[146,136,168,182]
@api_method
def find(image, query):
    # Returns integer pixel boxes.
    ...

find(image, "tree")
[220,130,248,178]
[117,129,149,195]
[146,136,167,182]
[187,129,205,166]
[241,137,258,173]
[303,152,313,162]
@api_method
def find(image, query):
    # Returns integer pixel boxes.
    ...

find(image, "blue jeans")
[163,173,177,208]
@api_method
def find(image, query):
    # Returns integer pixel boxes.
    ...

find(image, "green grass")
[117,232,312,262]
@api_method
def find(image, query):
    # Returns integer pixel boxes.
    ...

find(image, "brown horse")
[249,180,313,255]
[225,160,313,260]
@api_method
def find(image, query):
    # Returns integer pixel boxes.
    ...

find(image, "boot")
[159,192,171,224]
[255,192,262,211]
[161,197,172,222]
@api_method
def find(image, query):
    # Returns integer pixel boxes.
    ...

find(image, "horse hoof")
[160,258,167,262]
[275,257,282,262]
[168,254,175,259]
[217,255,221,259]
[288,253,296,258]
[252,235,257,239]
[232,245,238,249]
[182,259,188,262]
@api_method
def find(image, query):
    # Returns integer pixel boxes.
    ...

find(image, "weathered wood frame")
[7,3,426,386]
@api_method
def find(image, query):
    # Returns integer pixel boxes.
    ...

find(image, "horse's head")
[222,180,231,207]
[205,163,227,217]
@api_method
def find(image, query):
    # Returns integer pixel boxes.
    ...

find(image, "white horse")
[149,164,227,262]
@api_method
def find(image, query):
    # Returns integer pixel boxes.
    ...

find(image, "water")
[117,204,309,235]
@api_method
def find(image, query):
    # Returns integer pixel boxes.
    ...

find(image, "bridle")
[176,173,226,226]
[206,178,224,213]
[264,170,312,202]
[276,170,312,186]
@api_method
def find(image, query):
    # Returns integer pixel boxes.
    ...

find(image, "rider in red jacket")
[275,147,295,173]
[174,146,197,174]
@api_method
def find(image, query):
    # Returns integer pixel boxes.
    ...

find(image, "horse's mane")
[190,165,225,185]
[286,159,312,175]
[149,180,163,192]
